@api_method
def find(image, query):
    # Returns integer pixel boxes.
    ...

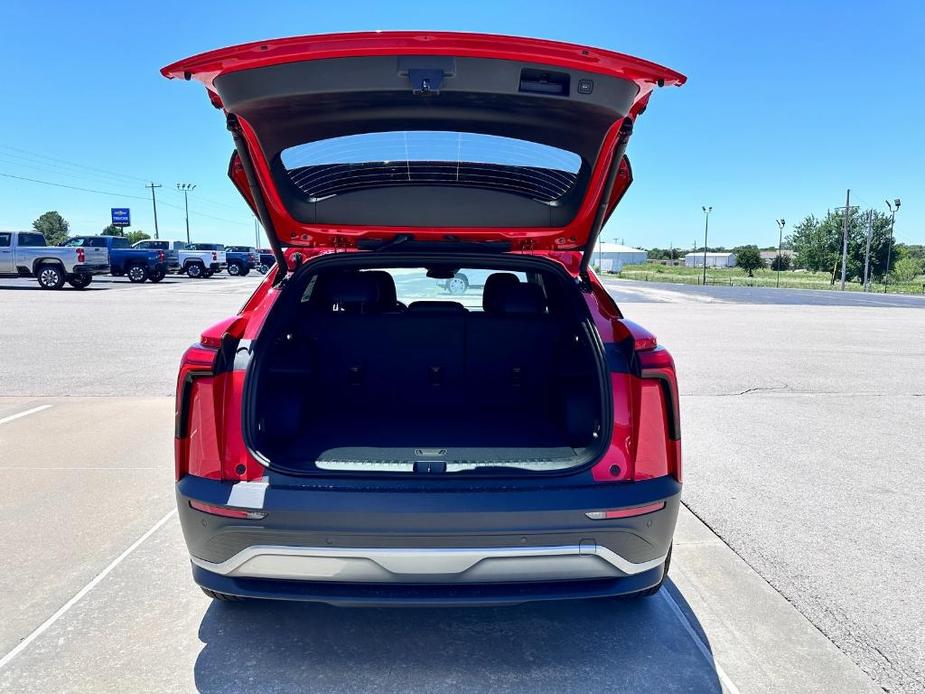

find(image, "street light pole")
[776,218,786,288]
[701,206,712,285]
[176,183,196,243]
[884,198,901,291]
[254,217,260,249]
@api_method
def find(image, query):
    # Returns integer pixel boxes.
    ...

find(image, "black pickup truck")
[63,236,170,283]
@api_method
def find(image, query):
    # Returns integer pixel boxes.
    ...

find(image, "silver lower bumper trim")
[190,543,667,583]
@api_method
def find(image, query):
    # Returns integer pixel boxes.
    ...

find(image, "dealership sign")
[111,208,131,228]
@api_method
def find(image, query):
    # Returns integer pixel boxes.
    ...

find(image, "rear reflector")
[585,501,665,520]
[189,500,267,520]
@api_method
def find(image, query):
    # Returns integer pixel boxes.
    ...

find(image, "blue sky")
[0,0,921,249]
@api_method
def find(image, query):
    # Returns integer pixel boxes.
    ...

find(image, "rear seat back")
[466,282,563,411]
[288,270,563,415]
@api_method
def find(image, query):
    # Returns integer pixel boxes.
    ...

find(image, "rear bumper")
[177,475,680,604]
[74,263,110,276]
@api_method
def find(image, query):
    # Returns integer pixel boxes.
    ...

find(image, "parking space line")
[662,588,741,694]
[0,508,176,671]
[0,405,52,426]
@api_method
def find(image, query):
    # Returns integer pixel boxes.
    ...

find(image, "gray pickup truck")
[0,230,110,289]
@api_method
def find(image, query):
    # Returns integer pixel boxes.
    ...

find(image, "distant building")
[594,243,648,272]
[760,249,795,264]
[684,252,737,268]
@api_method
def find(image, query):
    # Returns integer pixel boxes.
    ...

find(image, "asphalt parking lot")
[1,273,921,692]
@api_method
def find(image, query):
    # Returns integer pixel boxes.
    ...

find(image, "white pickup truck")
[133,239,226,278]
[0,230,110,289]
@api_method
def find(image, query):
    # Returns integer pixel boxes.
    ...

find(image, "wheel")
[227,262,242,276]
[446,273,469,295]
[241,268,250,277]
[201,587,245,602]
[256,264,269,274]
[624,544,672,599]
[66,274,92,289]
[127,265,149,283]
[203,270,215,278]
[148,269,165,283]
[37,263,65,290]
[185,263,204,279]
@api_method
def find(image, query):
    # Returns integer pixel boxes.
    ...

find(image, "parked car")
[166,32,684,605]
[0,230,110,289]
[438,268,498,295]
[224,245,258,276]
[132,239,187,274]
[255,249,275,274]
[183,243,227,278]
[63,235,169,283]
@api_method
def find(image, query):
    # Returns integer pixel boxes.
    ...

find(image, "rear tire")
[127,265,148,283]
[186,263,204,279]
[148,269,165,283]
[37,264,65,290]
[203,269,214,278]
[227,262,242,276]
[66,274,92,289]
[201,587,245,602]
[624,544,672,599]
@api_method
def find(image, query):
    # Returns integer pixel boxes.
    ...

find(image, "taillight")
[158,251,165,262]
[212,251,217,261]
[175,344,218,481]
[75,248,85,263]
[636,346,682,482]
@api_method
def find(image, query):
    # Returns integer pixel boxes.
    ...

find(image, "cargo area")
[246,260,609,473]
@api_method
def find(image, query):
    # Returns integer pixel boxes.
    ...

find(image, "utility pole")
[836,189,857,291]
[254,217,260,249]
[884,198,901,291]
[145,183,162,239]
[701,206,712,285]
[176,183,196,243]
[776,218,786,288]
[862,210,873,292]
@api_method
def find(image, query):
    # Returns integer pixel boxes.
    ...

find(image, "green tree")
[125,230,150,244]
[101,224,123,236]
[32,211,70,245]
[789,209,894,283]
[734,245,765,277]
[770,254,791,271]
[891,256,922,283]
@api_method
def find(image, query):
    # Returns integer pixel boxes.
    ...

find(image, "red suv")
[167,32,685,605]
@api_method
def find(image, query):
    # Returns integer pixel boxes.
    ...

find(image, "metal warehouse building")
[684,252,737,268]
[594,243,648,272]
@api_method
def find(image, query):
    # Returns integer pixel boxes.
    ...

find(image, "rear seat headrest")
[325,272,379,308]
[408,301,467,313]
[363,271,399,309]
[482,273,520,313]
[498,283,546,315]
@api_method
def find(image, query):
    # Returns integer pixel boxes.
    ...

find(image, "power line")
[0,144,150,184]
[0,171,154,202]
[0,170,251,228]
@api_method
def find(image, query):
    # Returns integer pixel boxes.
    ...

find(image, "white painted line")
[0,508,177,670]
[661,588,742,694]
[0,405,52,426]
